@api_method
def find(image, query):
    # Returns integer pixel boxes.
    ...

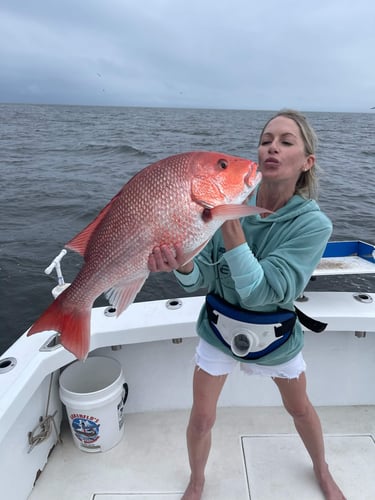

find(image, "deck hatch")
[92,494,183,499]
[241,433,375,499]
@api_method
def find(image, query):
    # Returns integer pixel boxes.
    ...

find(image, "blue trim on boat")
[323,241,375,263]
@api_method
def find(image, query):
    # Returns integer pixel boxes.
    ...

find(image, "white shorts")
[195,338,306,379]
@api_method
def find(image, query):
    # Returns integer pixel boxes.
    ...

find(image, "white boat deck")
[2,286,374,500]
[30,405,375,500]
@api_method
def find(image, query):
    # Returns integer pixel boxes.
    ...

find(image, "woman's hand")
[148,243,194,274]
[221,220,246,251]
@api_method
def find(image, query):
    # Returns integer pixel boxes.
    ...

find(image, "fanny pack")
[205,294,327,361]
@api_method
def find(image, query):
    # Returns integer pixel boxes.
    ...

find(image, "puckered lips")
[263,156,280,168]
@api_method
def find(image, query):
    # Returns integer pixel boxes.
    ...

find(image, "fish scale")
[28,151,263,359]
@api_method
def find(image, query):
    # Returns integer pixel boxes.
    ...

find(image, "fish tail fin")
[27,295,91,360]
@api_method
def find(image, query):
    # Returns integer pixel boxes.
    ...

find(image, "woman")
[148,110,346,500]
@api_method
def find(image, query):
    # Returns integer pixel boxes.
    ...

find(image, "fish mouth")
[245,170,262,188]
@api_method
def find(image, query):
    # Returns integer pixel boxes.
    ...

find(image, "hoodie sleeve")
[223,210,332,308]
[173,262,201,287]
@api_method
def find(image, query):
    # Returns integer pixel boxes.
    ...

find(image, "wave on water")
[82,143,148,156]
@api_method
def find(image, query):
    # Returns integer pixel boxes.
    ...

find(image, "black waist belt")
[294,306,327,333]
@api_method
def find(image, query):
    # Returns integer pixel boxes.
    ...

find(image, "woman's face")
[258,116,314,187]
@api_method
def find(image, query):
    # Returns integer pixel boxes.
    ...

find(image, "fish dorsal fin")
[191,177,226,207]
[65,188,123,256]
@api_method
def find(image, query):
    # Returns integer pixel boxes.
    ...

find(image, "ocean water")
[1,104,374,355]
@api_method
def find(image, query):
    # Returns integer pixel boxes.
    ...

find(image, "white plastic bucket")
[59,356,128,453]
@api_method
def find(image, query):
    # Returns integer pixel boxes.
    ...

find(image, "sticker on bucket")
[70,414,101,449]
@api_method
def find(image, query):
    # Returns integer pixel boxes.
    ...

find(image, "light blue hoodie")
[174,192,332,365]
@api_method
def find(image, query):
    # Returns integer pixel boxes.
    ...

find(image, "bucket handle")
[122,383,129,406]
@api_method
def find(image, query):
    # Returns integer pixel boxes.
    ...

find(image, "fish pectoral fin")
[105,274,148,317]
[209,204,272,219]
[181,240,210,265]
[191,177,226,207]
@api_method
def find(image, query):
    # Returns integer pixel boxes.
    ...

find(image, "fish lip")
[245,170,262,188]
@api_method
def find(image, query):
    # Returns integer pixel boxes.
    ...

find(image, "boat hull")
[0,291,374,499]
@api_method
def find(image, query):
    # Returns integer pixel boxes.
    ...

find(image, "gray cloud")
[1,0,374,111]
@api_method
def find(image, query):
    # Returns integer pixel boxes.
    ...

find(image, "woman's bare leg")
[273,373,346,500]
[182,367,227,500]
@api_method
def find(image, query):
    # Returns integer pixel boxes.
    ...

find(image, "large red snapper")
[27,151,266,360]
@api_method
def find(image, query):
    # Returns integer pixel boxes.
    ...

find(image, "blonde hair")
[259,109,320,199]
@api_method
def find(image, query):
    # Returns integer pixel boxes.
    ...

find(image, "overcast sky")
[1,0,374,112]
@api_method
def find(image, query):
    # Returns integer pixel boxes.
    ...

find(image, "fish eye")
[218,159,228,169]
